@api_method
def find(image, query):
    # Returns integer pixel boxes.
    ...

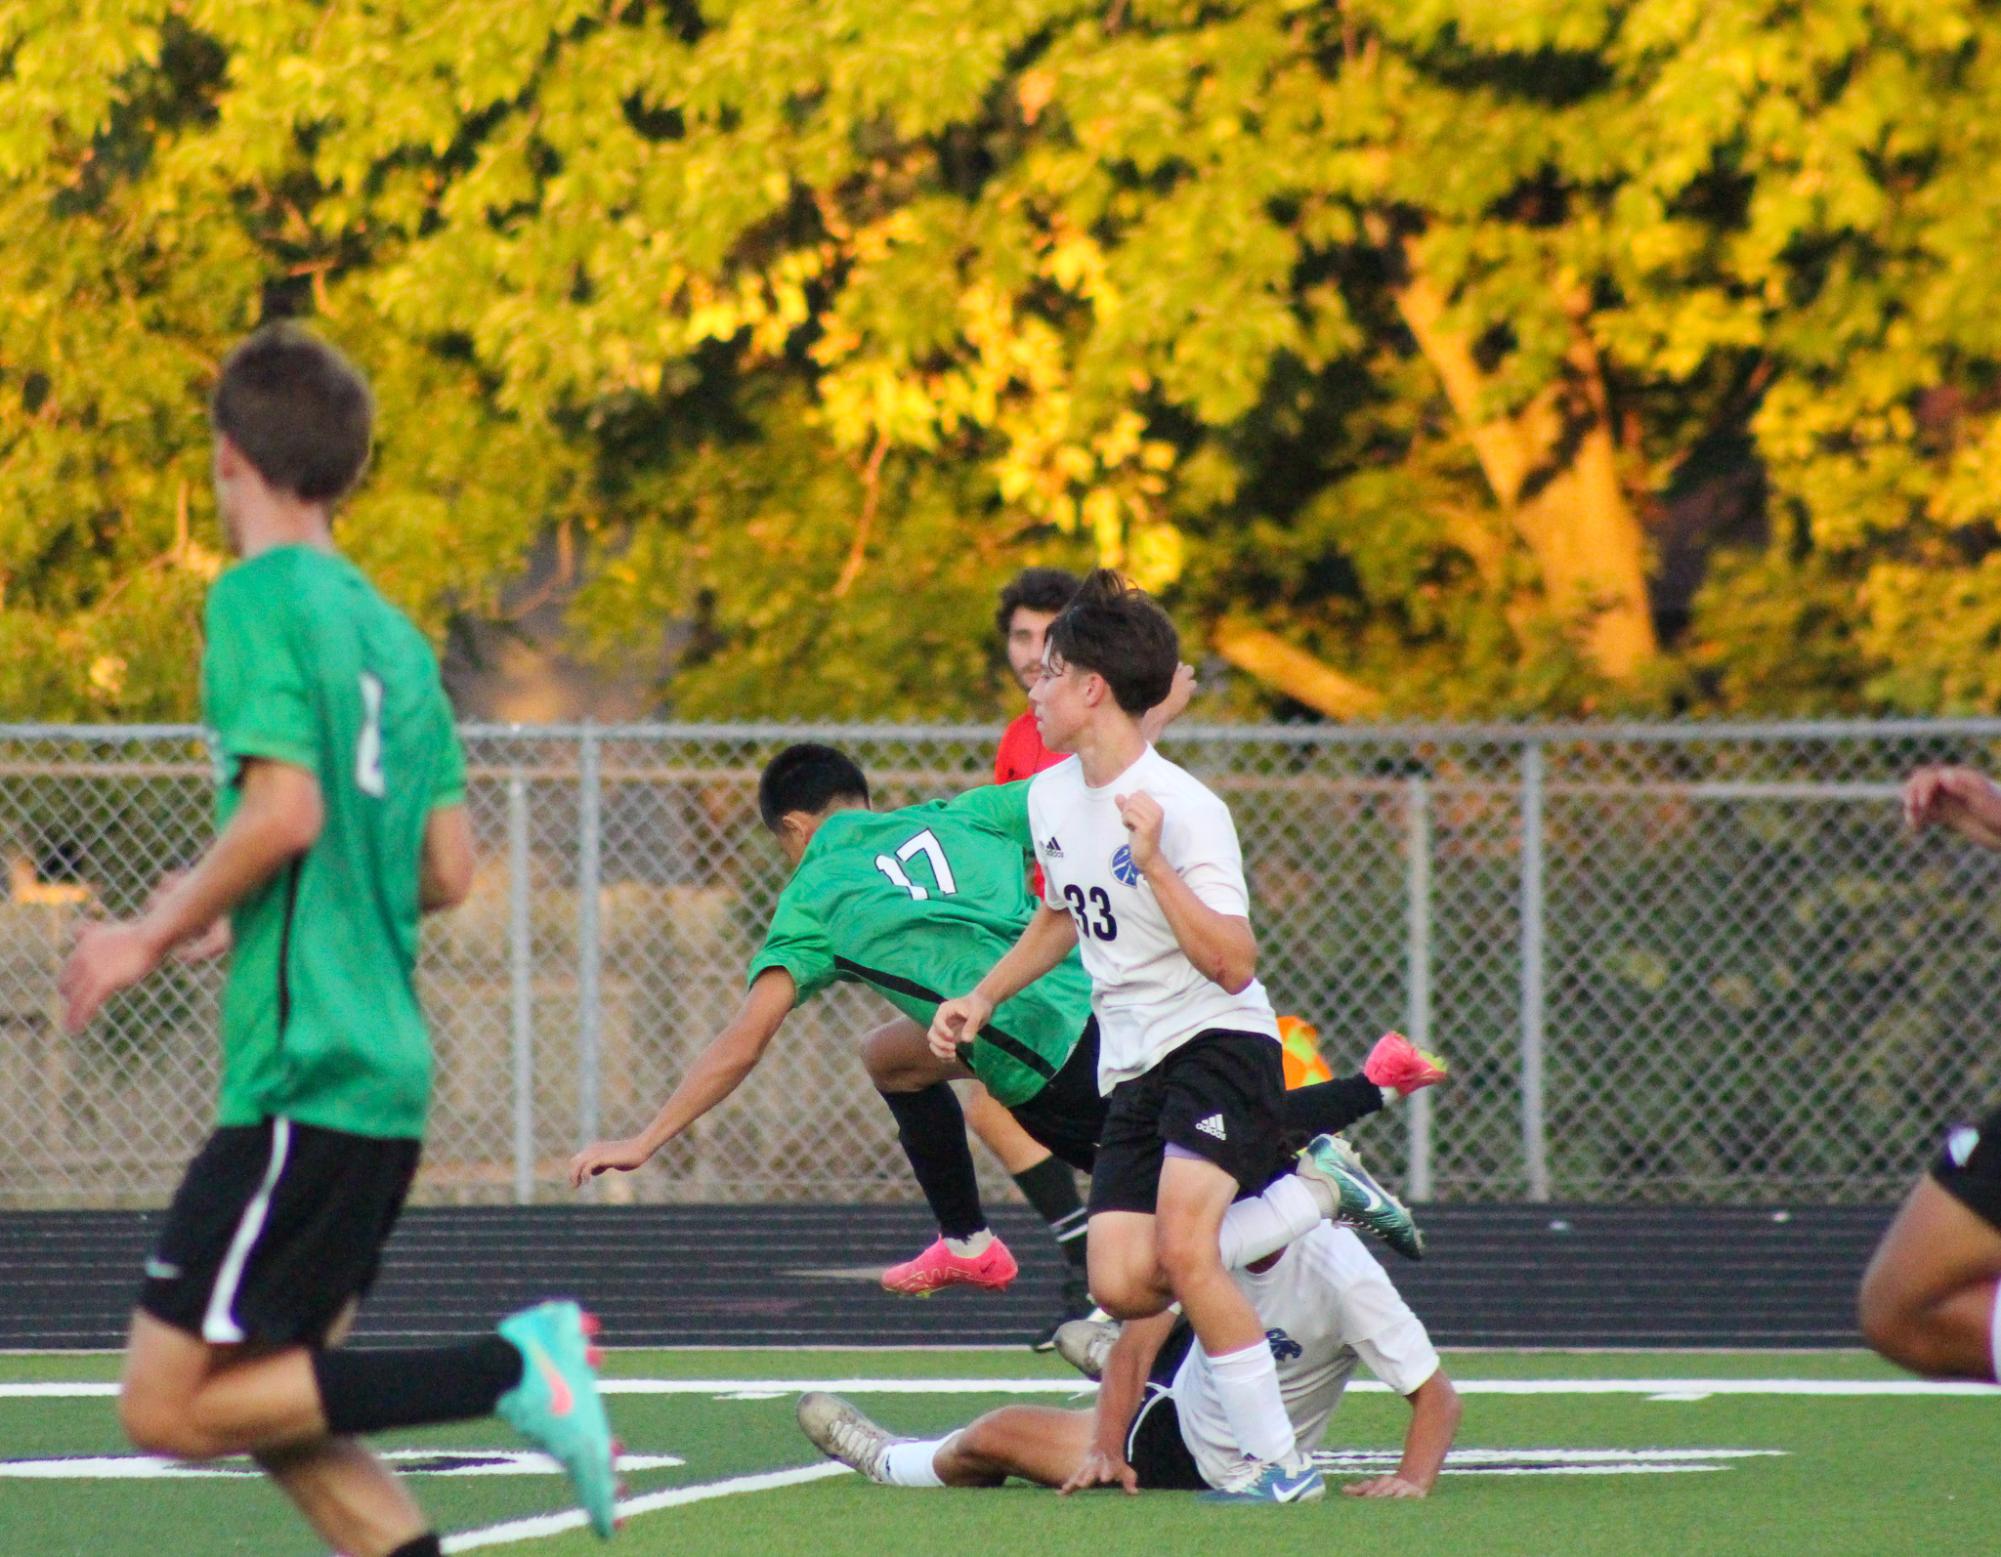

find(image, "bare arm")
[1060,1312,1178,1496]
[1137,664,1197,745]
[419,804,477,912]
[58,759,323,1032]
[567,969,798,1186]
[927,904,1079,1056]
[1343,1370,1462,1499]
[1904,766,2001,851]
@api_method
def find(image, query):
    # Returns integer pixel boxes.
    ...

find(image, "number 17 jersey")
[203,545,465,1141]
[747,782,1090,1107]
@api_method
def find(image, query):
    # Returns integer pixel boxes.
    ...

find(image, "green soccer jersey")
[202,545,465,1140]
[748,782,1091,1107]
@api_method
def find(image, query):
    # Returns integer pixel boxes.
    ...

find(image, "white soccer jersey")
[1170,1224,1441,1488]
[1028,746,1279,1092]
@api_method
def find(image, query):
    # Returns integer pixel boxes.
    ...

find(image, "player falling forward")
[568,744,1440,1280]
[799,1222,1461,1501]
[56,325,616,1556]
[931,570,1345,1502]
[1860,764,2001,1380]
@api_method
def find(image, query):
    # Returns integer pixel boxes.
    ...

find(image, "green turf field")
[0,1347,1989,1556]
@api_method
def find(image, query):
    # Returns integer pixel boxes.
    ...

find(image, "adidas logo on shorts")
[1195,1113,1228,1142]
[1043,836,1064,858]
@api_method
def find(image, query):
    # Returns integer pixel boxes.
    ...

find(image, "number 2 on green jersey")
[874,829,957,900]
[356,671,386,798]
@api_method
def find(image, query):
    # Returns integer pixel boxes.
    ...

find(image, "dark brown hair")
[1046,569,1179,716]
[994,567,1082,638]
[211,323,374,503]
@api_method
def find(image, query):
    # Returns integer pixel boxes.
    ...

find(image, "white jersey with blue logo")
[1028,745,1279,1092]
[1171,1224,1441,1487]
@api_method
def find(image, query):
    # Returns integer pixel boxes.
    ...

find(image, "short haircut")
[211,323,374,503]
[1046,569,1179,716]
[995,567,1082,638]
[758,743,870,831]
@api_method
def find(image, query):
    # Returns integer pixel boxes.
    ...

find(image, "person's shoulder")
[1300,1223,1388,1284]
[1027,755,1082,801]
[1143,749,1230,814]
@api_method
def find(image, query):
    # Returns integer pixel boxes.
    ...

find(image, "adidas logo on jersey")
[1195,1113,1228,1142]
[1043,836,1064,858]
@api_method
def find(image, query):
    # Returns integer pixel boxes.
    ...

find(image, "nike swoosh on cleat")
[528,1341,575,1417]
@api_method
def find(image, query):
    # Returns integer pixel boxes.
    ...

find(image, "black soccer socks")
[314,1336,524,1436]
[879,1081,988,1240]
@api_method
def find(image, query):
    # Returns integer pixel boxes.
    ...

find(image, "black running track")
[0,1203,1890,1351]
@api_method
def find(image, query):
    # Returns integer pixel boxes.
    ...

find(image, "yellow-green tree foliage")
[6,1,2001,719]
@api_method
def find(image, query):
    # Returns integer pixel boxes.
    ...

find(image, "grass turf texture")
[0,1349,1988,1556]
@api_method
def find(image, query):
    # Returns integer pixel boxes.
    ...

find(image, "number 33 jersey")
[1028,747,1279,1093]
[203,545,465,1140]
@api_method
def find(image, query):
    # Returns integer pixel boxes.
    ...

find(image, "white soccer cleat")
[797,1391,903,1483]
[1052,1317,1122,1381]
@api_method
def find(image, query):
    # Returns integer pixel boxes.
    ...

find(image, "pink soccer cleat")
[880,1234,1019,1296]
[1363,1031,1449,1098]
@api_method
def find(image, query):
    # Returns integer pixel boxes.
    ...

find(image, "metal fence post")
[577,725,603,1156]
[1520,739,1550,1200]
[1404,770,1434,1202]
[508,769,535,1205]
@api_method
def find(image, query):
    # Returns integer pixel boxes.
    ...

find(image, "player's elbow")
[267,785,324,858]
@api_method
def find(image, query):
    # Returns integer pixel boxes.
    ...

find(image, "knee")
[119,1385,213,1461]
[1154,1223,1222,1289]
[1857,1273,1946,1374]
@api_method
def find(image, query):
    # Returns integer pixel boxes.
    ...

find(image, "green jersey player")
[568,744,1440,1288]
[58,324,616,1555]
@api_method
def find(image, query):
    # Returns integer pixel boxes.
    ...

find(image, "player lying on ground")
[799,1222,1460,1502]
[568,744,1442,1283]
[1860,764,2001,1380]
[55,326,617,1557]
[929,571,1360,1502]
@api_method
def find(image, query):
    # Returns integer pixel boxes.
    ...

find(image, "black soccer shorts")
[1086,1030,1289,1216]
[1006,1018,1110,1173]
[1930,1102,2001,1231]
[1123,1318,1205,1490]
[139,1117,420,1348]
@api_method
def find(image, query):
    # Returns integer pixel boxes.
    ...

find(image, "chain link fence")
[5,720,2001,1210]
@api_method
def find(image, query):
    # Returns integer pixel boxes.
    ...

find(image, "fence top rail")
[8,717,2001,745]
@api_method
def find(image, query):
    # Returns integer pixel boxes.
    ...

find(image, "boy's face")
[1004,606,1063,694]
[1030,648,1094,752]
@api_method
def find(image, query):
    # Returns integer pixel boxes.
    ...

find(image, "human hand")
[567,1137,654,1189]
[1904,766,2000,834]
[1113,790,1164,871]
[58,919,167,1033]
[1059,1448,1138,1496]
[1342,1474,1429,1499]
[927,993,993,1058]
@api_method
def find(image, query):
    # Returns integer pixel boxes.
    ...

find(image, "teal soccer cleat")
[1198,1452,1327,1504]
[497,1300,619,1539]
[1298,1133,1425,1260]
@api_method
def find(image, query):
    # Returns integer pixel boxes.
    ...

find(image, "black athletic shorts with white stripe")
[1931,1101,2001,1231]
[1124,1318,1206,1490]
[139,1118,420,1347]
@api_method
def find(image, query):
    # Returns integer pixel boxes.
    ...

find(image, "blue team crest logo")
[1266,1328,1303,1363]
[1111,844,1141,887]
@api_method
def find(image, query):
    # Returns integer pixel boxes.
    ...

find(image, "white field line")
[441,1462,851,1552]
[4,1376,1999,1401]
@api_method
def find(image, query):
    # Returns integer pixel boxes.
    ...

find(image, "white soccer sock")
[943,1229,993,1258]
[1987,1282,2001,1384]
[1206,1339,1297,1462]
[881,1438,950,1487]
[1217,1174,1322,1267]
